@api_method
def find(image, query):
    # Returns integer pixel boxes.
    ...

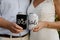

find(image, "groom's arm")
[0,17,23,33]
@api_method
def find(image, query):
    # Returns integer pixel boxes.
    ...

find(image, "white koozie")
[28,13,38,30]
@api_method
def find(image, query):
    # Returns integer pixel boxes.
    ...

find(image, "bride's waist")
[39,17,55,22]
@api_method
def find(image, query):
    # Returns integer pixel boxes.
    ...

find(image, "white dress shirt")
[0,0,30,36]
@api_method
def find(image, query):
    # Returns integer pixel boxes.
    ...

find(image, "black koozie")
[16,14,27,29]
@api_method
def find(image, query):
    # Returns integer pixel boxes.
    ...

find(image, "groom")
[0,0,30,40]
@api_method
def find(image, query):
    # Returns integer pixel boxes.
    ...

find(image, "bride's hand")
[32,21,48,32]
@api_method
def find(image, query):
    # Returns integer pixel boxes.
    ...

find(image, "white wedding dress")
[27,0,59,40]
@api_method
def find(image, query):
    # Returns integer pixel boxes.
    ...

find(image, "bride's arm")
[54,0,60,20]
[46,0,60,30]
[32,21,60,32]
[47,0,60,29]
[32,0,60,32]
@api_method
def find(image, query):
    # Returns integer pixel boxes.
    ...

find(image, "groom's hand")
[8,23,24,34]
[0,18,24,34]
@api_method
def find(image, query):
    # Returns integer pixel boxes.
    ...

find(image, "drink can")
[16,12,27,29]
[28,13,38,30]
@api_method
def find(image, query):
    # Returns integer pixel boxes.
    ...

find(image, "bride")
[27,0,59,40]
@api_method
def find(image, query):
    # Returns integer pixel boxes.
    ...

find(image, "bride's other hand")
[32,21,48,32]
